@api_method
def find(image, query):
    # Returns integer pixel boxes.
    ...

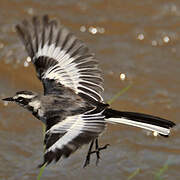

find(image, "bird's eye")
[17,97,24,103]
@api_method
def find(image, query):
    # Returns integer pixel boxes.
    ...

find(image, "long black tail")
[103,108,176,137]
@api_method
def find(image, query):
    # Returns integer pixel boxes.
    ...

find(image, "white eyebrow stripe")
[14,94,36,99]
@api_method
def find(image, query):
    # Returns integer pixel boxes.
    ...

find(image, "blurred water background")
[0,0,180,179]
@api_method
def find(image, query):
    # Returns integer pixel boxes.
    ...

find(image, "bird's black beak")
[2,97,14,102]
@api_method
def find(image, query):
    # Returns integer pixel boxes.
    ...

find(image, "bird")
[2,15,175,168]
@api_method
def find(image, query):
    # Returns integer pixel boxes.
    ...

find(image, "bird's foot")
[92,144,110,166]
[83,142,110,168]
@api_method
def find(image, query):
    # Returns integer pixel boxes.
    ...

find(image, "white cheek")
[38,109,44,117]
[29,100,41,111]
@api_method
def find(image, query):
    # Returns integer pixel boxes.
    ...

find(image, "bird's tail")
[103,108,175,137]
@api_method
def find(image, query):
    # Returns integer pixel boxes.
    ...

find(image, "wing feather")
[39,110,106,167]
[16,15,103,101]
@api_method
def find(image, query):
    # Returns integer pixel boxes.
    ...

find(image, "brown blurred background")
[0,0,180,179]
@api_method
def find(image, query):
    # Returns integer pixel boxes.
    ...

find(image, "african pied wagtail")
[2,15,175,168]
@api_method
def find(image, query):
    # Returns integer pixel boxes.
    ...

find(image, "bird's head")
[2,91,38,109]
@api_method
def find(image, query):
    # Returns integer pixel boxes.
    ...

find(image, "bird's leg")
[83,139,110,167]
[94,139,110,166]
[95,138,100,165]
[83,140,94,168]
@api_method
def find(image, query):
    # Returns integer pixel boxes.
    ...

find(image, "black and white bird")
[2,15,175,168]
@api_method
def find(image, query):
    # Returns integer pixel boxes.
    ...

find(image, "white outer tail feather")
[106,117,170,136]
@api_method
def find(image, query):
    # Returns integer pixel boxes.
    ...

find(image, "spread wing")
[39,109,106,167]
[16,15,104,101]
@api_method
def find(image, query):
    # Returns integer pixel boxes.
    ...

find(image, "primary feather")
[16,15,104,102]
